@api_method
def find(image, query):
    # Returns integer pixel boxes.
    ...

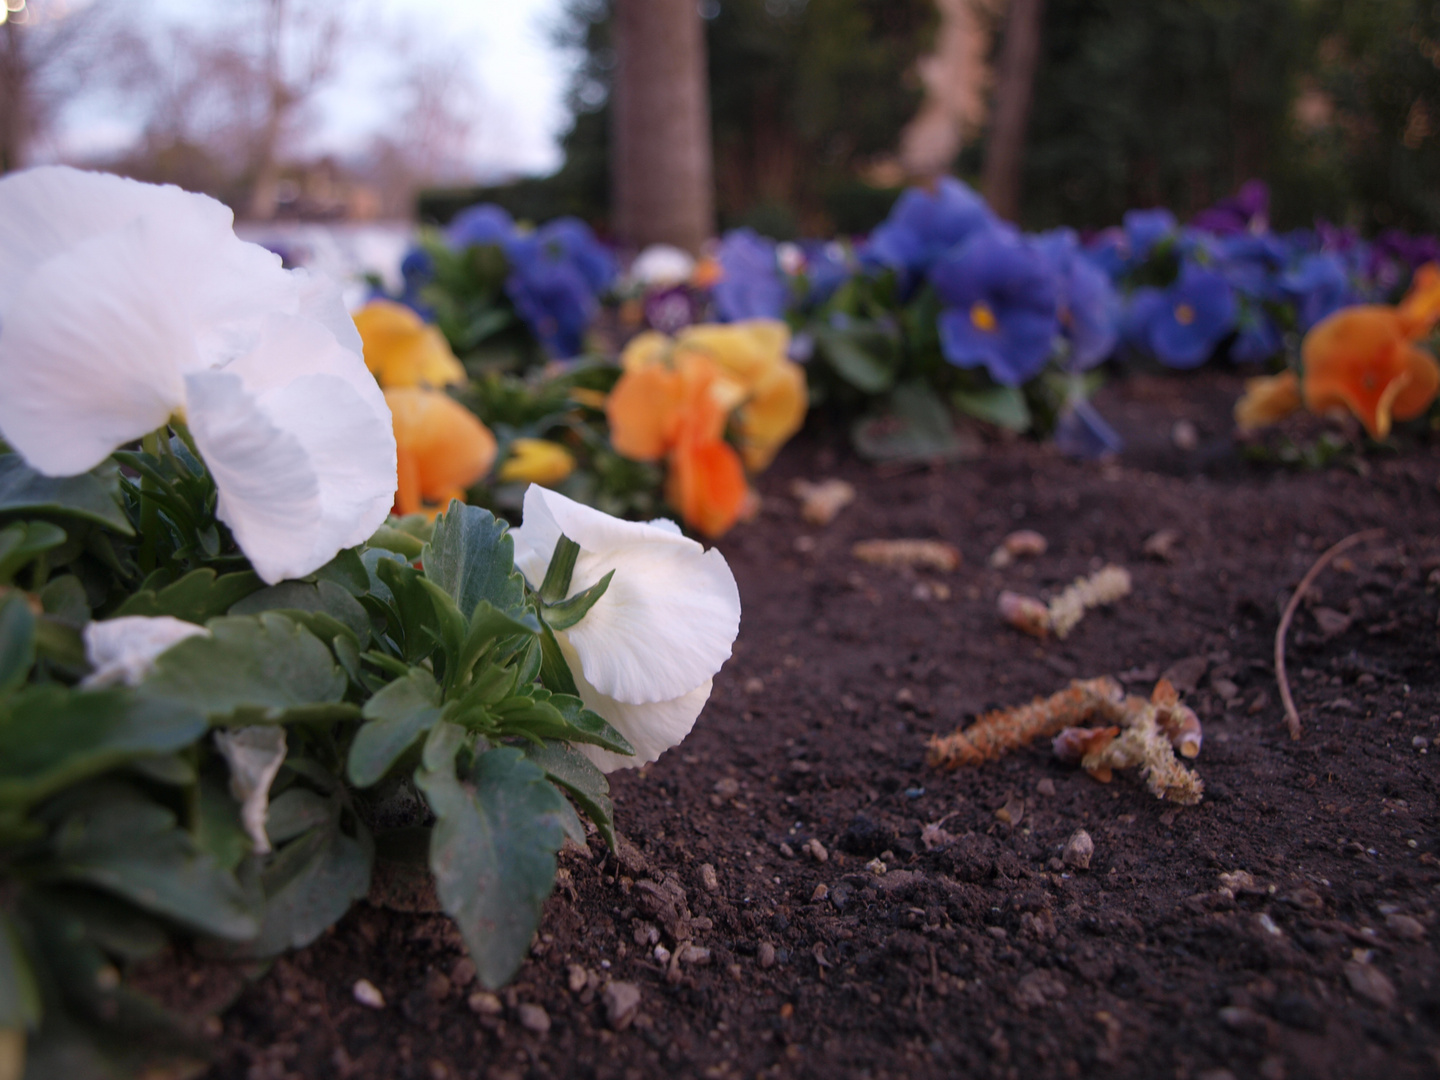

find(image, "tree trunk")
[0,20,29,173]
[611,0,714,253]
[982,0,1044,222]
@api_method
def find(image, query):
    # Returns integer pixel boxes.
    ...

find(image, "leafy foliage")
[0,442,631,1077]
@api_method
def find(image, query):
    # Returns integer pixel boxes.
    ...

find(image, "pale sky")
[54,0,575,179]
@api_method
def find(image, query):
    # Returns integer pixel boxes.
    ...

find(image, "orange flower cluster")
[353,301,497,518]
[1235,263,1440,438]
[606,321,807,537]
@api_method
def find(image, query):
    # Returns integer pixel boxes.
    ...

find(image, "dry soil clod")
[1062,830,1095,870]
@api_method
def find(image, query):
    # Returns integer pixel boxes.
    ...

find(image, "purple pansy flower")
[447,204,518,251]
[1191,180,1269,236]
[930,228,1060,386]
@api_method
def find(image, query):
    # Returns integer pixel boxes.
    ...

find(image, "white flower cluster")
[0,167,396,584]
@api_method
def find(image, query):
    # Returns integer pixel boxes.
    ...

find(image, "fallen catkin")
[926,677,1126,768]
[999,564,1132,639]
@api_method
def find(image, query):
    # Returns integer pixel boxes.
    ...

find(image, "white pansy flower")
[509,485,741,772]
[628,244,696,289]
[0,166,396,584]
[80,615,211,690]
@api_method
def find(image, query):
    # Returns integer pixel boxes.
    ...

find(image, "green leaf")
[375,559,440,665]
[38,575,89,626]
[422,502,528,619]
[0,687,207,809]
[308,548,370,597]
[0,592,35,695]
[415,743,568,989]
[229,579,371,645]
[38,887,169,963]
[0,454,132,534]
[46,784,257,940]
[953,385,1033,432]
[543,570,613,632]
[853,382,970,463]
[138,614,348,726]
[265,787,332,844]
[537,624,578,697]
[0,521,67,582]
[347,669,444,788]
[365,524,425,560]
[224,809,371,958]
[548,695,635,756]
[194,771,251,873]
[538,535,581,604]
[455,601,541,689]
[816,324,897,393]
[417,577,468,674]
[0,910,40,1030]
[523,741,616,850]
[115,568,265,624]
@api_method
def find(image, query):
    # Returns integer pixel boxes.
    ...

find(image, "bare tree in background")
[611,0,713,252]
[0,0,147,173]
[982,0,1044,221]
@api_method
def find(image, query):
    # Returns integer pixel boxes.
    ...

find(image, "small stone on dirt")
[758,942,777,969]
[425,970,451,1001]
[811,883,829,902]
[1035,778,1056,797]
[995,793,1025,825]
[865,857,887,875]
[517,1003,550,1034]
[567,965,589,993]
[1385,913,1426,940]
[679,944,711,966]
[352,979,385,1009]
[1143,529,1181,561]
[1062,830,1094,870]
[1172,419,1199,450]
[804,838,829,862]
[1343,959,1397,1008]
[467,991,502,1015]
[713,777,740,799]
[700,862,720,892]
[603,981,642,1030]
[744,677,765,695]
[450,958,475,988]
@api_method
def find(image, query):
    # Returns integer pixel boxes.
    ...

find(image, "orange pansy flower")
[354,300,466,389]
[1301,263,1440,439]
[385,387,497,517]
[1233,370,1302,433]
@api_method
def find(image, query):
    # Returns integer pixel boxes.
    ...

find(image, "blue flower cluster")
[439,204,617,358]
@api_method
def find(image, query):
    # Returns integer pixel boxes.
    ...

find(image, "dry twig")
[1274,529,1384,740]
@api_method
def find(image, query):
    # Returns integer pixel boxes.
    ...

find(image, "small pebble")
[1414,736,1431,749]
[424,970,452,1001]
[517,1003,551,1034]
[352,979,385,1009]
[567,965,589,993]
[1062,829,1094,871]
[603,981,642,1030]
[1344,959,1397,1008]
[804,838,829,863]
[700,862,720,892]
[678,944,711,966]
[1172,418,1199,450]
[653,944,671,965]
[865,857,887,875]
[758,942,777,969]
[1385,913,1426,941]
[810,883,829,902]
[467,991,502,1015]
[744,677,764,695]
[1035,778,1056,797]
[450,958,476,988]
[778,842,795,858]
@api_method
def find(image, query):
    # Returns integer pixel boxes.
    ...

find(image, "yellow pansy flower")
[354,300,466,389]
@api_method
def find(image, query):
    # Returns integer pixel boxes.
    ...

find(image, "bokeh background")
[2,0,1436,241]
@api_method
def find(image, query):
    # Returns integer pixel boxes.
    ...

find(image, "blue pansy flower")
[798,240,851,307]
[1280,252,1351,331]
[534,217,616,295]
[1037,229,1119,371]
[1125,261,1236,368]
[860,177,996,289]
[1228,306,1283,364]
[712,228,788,321]
[1123,208,1178,262]
[1216,233,1287,301]
[930,228,1060,386]
[447,203,518,251]
[505,243,595,359]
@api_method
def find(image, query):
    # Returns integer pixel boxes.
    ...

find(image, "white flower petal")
[558,634,712,772]
[0,166,238,319]
[0,218,192,474]
[291,266,366,358]
[512,486,741,705]
[81,615,211,690]
[214,725,287,855]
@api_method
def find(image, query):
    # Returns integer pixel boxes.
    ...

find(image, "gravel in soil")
[203,370,1440,1080]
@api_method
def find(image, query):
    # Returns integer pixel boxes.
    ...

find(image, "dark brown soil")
[205,369,1440,1080]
